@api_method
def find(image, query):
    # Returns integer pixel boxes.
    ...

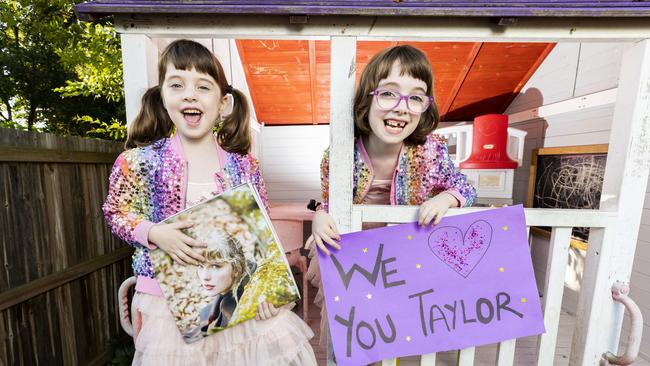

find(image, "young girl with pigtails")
[103,39,316,366]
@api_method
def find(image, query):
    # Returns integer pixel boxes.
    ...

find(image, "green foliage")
[108,337,135,366]
[55,22,124,103]
[75,115,127,140]
[0,0,125,140]
[228,254,300,328]
[226,189,258,214]
[225,189,274,259]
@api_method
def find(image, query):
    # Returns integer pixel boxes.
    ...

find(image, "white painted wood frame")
[536,227,572,365]
[508,88,617,125]
[420,352,436,365]
[571,39,650,365]
[327,36,356,235]
[115,14,650,366]
[114,15,650,41]
[458,347,476,365]
[496,339,516,365]
[327,36,357,366]
[120,34,158,124]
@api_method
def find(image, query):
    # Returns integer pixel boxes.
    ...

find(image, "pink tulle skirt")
[130,292,317,366]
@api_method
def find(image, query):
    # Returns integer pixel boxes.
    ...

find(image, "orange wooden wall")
[237,40,554,125]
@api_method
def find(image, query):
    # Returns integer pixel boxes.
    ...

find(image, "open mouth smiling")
[182,108,203,125]
[384,119,407,129]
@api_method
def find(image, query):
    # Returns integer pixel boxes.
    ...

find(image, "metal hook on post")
[601,281,643,365]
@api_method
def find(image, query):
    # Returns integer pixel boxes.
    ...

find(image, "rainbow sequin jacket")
[103,134,268,279]
[320,134,476,210]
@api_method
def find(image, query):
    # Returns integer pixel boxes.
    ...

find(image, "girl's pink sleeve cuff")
[443,189,467,208]
[134,220,157,249]
[135,276,164,296]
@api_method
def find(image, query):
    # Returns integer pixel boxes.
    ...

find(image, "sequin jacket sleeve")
[319,148,330,211]
[103,149,156,248]
[249,156,270,213]
[225,152,270,213]
[429,135,476,207]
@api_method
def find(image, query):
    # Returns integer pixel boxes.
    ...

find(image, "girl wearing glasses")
[307,44,476,255]
[305,46,476,338]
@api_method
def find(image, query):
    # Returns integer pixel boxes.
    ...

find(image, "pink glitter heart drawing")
[427,220,492,278]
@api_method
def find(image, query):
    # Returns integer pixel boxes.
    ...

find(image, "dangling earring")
[213,115,223,133]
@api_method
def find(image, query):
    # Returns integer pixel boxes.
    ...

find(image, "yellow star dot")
[499,267,505,272]
[362,248,368,253]
[334,296,340,302]
[521,298,527,303]
[416,264,422,269]
[407,235,413,240]
[405,336,411,342]
[503,226,508,231]
[367,293,372,300]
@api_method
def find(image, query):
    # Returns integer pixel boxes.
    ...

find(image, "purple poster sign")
[319,205,545,365]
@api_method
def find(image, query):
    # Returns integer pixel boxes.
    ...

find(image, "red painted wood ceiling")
[236,41,554,125]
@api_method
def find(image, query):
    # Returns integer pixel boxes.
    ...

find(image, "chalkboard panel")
[527,144,608,247]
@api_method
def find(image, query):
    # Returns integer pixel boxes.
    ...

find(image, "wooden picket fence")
[0,128,132,365]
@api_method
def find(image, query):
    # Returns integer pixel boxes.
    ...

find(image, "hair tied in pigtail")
[225,85,233,94]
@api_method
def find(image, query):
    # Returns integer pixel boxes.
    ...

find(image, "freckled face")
[197,262,233,297]
[161,64,227,142]
[367,62,427,146]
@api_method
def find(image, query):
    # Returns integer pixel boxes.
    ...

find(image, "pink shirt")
[360,179,391,230]
[361,179,391,205]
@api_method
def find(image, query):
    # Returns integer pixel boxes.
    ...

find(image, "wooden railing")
[347,205,618,366]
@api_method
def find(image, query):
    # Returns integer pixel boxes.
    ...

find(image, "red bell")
[459,114,518,169]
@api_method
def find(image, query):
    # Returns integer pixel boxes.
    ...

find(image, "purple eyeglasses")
[369,89,433,114]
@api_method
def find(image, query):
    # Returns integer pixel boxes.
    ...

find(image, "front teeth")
[385,119,406,128]
[183,109,202,115]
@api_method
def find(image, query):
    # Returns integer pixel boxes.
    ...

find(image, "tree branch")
[0,97,12,122]
[27,102,36,131]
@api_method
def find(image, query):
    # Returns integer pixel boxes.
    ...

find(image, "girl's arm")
[305,149,341,255]
[418,137,477,226]
[249,156,270,213]
[103,151,156,248]
[434,137,477,208]
[104,151,206,265]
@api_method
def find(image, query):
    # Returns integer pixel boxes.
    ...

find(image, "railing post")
[328,36,356,235]
[536,227,572,365]
[571,39,650,365]
[327,35,357,365]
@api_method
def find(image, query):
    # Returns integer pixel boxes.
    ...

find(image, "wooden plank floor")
[295,283,650,365]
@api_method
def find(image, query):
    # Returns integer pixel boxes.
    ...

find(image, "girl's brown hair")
[353,45,440,145]
[125,39,251,154]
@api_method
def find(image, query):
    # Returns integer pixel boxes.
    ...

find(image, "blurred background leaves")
[0,0,126,140]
